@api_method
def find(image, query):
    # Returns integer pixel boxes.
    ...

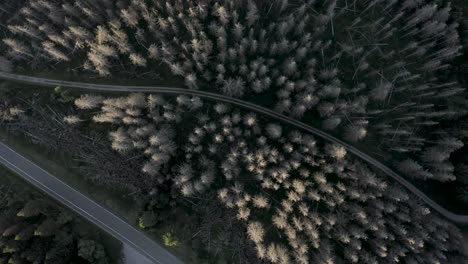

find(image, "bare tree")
[265,123,282,139]
[75,95,103,109]
[247,222,265,244]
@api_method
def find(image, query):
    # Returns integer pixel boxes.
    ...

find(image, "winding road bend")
[0,142,182,264]
[1,71,467,226]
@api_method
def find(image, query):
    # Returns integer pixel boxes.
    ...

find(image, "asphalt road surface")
[124,243,154,264]
[0,142,182,264]
[1,71,467,225]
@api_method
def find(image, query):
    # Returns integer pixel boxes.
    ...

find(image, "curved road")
[1,72,467,226]
[0,142,182,264]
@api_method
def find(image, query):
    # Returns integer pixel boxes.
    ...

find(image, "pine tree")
[247,222,264,244]
[75,95,103,110]
[265,124,282,139]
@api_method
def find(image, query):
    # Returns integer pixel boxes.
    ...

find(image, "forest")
[0,168,113,264]
[0,0,468,263]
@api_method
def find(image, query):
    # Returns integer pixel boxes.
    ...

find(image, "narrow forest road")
[0,71,467,226]
[0,142,181,264]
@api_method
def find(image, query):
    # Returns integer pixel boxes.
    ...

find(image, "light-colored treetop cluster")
[0,0,466,262]
[68,93,203,184]
[3,0,465,183]
[0,102,24,122]
[174,99,467,263]
[69,93,468,263]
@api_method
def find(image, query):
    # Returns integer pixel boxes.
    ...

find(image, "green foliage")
[147,192,171,210]
[53,88,74,103]
[14,226,34,241]
[55,211,73,225]
[2,225,21,237]
[138,191,173,229]
[53,86,61,93]
[17,200,45,217]
[78,239,108,264]
[138,211,159,229]
[0,178,110,264]
[34,219,56,237]
[162,232,179,248]
[1,247,14,254]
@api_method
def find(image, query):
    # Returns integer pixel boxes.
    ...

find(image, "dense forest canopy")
[1,0,466,183]
[67,94,468,263]
[1,0,468,263]
[4,91,467,263]
[0,171,110,264]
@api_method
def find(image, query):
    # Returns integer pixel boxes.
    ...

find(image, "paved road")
[1,71,468,225]
[0,142,182,264]
[124,243,154,264]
